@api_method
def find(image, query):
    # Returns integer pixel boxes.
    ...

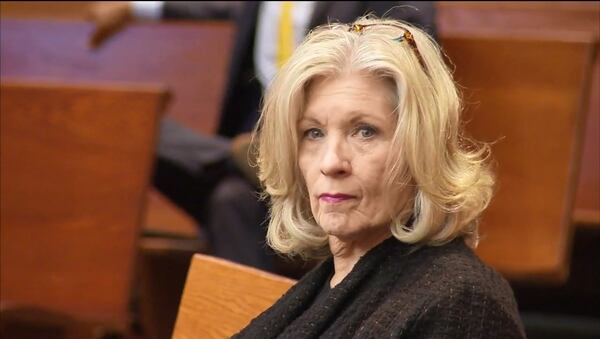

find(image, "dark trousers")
[152,117,276,272]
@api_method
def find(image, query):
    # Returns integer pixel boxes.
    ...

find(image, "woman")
[234,16,526,338]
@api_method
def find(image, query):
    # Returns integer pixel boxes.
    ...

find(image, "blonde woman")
[234,16,526,338]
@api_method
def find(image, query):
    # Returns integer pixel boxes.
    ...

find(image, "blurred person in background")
[88,1,437,275]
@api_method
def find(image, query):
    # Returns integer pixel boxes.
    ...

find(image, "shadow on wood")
[0,303,120,339]
[136,236,208,339]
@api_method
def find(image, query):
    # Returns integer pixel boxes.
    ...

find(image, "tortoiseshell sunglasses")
[349,23,427,72]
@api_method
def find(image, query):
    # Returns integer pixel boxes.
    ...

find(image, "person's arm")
[131,1,164,20]
[161,1,243,20]
[88,1,135,48]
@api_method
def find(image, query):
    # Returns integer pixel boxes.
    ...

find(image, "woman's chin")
[319,216,392,244]
[318,213,350,234]
[320,222,361,242]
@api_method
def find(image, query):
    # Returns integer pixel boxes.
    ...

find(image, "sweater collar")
[234,236,416,338]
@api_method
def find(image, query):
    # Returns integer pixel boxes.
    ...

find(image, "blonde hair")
[254,16,494,259]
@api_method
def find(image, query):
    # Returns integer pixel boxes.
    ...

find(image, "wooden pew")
[172,254,295,339]
[437,1,600,226]
[0,18,234,339]
[0,18,236,239]
[0,80,168,333]
[442,32,598,283]
[0,19,232,135]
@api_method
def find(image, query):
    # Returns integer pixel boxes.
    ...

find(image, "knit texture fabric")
[233,236,526,338]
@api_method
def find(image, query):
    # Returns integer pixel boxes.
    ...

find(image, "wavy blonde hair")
[254,16,494,259]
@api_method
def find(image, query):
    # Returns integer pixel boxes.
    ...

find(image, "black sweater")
[233,236,526,338]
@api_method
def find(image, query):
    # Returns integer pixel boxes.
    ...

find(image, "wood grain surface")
[0,80,168,330]
[443,33,597,282]
[172,254,295,339]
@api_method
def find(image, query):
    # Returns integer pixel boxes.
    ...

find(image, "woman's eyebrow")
[298,116,322,125]
[347,111,386,124]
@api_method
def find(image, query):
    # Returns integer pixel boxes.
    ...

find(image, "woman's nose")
[320,136,351,177]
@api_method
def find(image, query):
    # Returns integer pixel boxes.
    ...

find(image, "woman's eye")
[355,125,377,139]
[303,128,324,139]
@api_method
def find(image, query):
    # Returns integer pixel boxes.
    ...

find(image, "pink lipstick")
[319,193,355,203]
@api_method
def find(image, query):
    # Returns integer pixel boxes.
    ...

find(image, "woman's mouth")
[319,193,355,203]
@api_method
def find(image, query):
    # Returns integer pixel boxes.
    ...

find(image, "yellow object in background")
[277,2,294,69]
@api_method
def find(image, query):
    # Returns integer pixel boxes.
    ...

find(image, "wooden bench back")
[0,80,168,329]
[437,1,600,226]
[0,19,233,134]
[172,254,295,339]
[442,32,597,282]
[0,18,235,238]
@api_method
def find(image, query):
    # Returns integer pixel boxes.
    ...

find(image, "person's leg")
[152,117,275,270]
[205,174,276,272]
[152,117,231,222]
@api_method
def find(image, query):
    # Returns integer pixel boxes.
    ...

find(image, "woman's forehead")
[300,73,397,119]
[308,69,396,97]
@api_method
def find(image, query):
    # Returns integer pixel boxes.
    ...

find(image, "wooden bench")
[172,254,295,339]
[442,32,598,283]
[0,18,237,339]
[0,80,168,333]
[0,18,236,239]
[437,1,600,226]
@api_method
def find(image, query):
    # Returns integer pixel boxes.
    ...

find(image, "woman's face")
[298,72,398,241]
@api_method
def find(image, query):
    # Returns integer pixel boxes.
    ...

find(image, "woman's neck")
[328,228,392,288]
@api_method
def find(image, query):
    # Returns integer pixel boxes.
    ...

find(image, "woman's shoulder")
[400,238,515,301]
[383,238,526,338]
